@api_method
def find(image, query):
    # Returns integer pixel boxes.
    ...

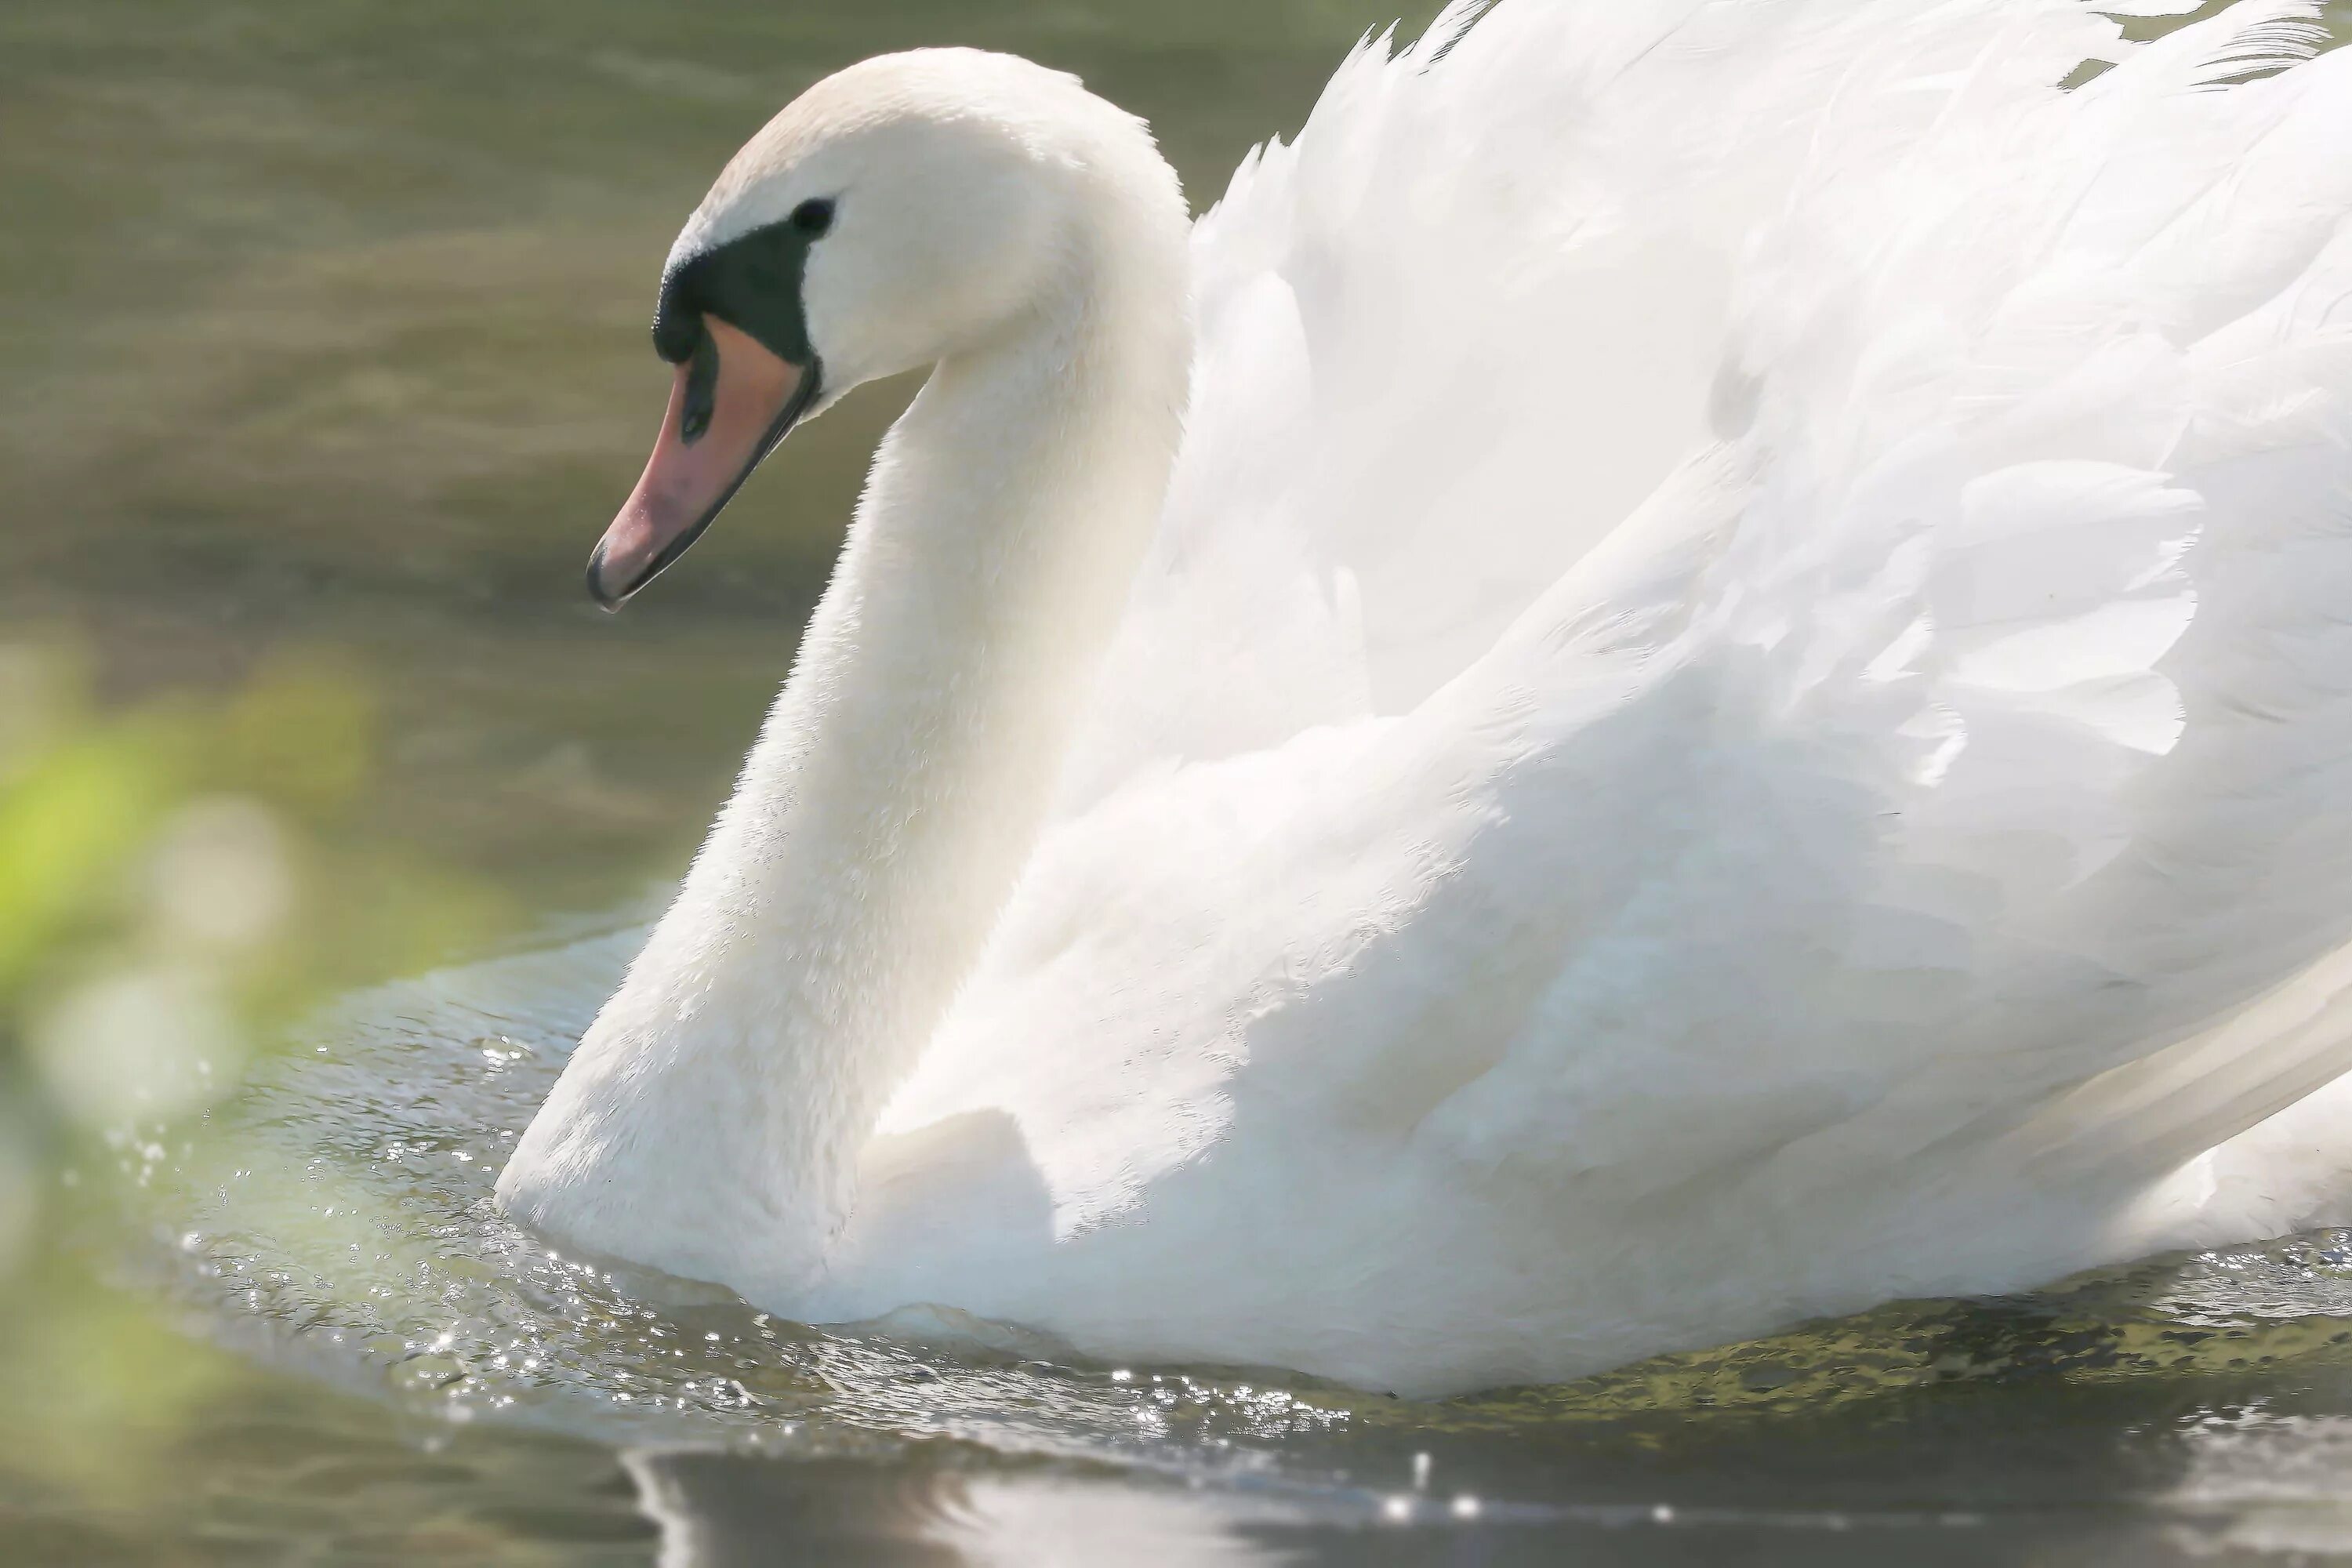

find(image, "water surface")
[89,928,2352,1563]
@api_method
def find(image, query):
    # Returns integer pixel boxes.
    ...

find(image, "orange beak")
[587,315,812,608]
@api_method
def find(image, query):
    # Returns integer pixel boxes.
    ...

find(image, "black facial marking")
[654,205,834,371]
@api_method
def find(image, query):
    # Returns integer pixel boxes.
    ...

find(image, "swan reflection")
[625,1449,1296,1567]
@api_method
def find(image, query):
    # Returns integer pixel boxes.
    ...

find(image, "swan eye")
[789,198,835,237]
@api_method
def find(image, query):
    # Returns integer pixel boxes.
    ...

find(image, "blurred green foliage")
[0,640,532,1542]
[0,642,513,1264]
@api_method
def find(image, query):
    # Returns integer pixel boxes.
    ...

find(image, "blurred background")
[16,2,2352,1565]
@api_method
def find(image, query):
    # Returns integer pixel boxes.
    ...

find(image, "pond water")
[68,926,2352,1563]
[13,0,2352,1563]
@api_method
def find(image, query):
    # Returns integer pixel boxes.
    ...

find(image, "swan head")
[588,48,1183,606]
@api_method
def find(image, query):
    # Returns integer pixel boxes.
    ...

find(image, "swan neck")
[738,311,1180,1218]
[505,216,1189,1290]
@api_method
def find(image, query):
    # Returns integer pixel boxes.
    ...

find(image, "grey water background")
[13,0,2352,1563]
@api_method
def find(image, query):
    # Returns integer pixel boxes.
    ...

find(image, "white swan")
[500,0,2352,1396]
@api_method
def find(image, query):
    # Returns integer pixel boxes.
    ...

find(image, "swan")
[499,0,2352,1396]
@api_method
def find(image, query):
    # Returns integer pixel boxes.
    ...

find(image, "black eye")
[789,198,834,237]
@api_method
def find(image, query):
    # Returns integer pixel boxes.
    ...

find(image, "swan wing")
[879,2,2352,1370]
[1062,0,2158,798]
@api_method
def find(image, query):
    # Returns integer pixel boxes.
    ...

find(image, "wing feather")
[911,1,2352,1310]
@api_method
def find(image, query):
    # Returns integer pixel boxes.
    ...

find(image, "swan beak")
[587,315,813,608]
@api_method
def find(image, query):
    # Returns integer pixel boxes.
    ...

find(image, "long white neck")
[499,204,1190,1294]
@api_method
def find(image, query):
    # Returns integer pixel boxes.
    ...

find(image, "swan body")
[502,2,2352,1396]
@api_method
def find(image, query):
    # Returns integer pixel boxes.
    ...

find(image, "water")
[32,913,2352,1559]
[72,925,2352,1562]
[15,0,2352,1561]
